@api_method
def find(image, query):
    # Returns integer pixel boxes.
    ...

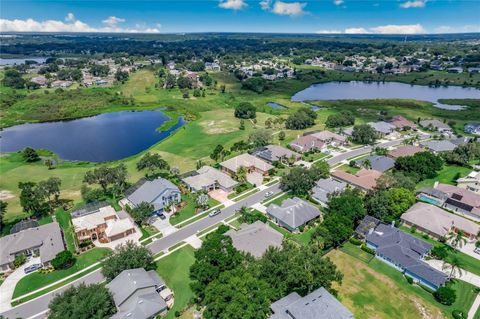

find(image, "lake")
[0,110,185,162]
[291,81,480,110]
[0,57,48,65]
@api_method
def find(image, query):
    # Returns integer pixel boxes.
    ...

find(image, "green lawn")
[13,248,110,298]
[336,164,361,175]
[139,224,159,241]
[333,242,478,319]
[400,226,480,276]
[262,192,293,206]
[416,165,472,189]
[55,209,77,252]
[267,221,315,246]
[169,195,219,226]
[156,245,196,319]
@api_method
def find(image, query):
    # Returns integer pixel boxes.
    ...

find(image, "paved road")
[0,140,411,319]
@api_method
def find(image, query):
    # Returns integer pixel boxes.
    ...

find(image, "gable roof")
[266,197,321,230]
[111,292,167,319]
[0,222,64,266]
[310,130,347,143]
[269,287,353,319]
[331,169,382,191]
[367,121,396,134]
[420,140,457,152]
[356,155,395,173]
[289,135,325,152]
[220,153,273,173]
[401,202,480,237]
[182,166,238,191]
[388,145,424,159]
[225,221,283,258]
[126,178,180,209]
[311,178,347,204]
[252,145,300,163]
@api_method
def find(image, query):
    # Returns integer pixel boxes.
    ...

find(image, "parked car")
[264,191,274,198]
[24,264,42,274]
[158,213,166,220]
[474,247,480,255]
[208,209,221,217]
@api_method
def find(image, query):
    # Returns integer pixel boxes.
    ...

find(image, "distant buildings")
[464,123,480,135]
[419,140,457,153]
[289,135,325,153]
[419,119,451,133]
[388,115,417,131]
[266,197,321,232]
[269,287,354,319]
[0,222,65,271]
[367,121,396,137]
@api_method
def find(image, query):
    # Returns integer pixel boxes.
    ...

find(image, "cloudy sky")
[1,0,479,34]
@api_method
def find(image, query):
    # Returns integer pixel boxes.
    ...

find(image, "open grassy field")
[331,243,478,319]
[156,245,196,319]
[12,248,110,298]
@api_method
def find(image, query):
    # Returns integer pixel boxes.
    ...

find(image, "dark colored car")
[24,263,42,274]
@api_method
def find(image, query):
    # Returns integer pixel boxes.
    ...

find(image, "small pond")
[0,110,185,162]
[291,81,480,110]
[266,102,287,109]
[0,57,48,65]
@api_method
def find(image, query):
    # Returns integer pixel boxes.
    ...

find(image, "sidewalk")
[0,257,41,311]
[468,294,480,319]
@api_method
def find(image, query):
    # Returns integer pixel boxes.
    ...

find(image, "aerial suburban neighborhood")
[1,2,480,319]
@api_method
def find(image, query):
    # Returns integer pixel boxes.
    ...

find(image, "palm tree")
[236,166,247,183]
[447,230,467,249]
[442,256,463,279]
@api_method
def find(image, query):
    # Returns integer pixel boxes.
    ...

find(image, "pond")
[266,102,287,109]
[0,110,185,162]
[0,57,48,65]
[291,81,480,110]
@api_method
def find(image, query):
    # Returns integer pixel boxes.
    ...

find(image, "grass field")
[332,242,478,319]
[416,165,472,189]
[169,195,219,226]
[156,245,196,319]
[12,248,110,298]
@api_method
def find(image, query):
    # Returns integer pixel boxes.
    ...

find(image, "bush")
[431,246,449,260]
[434,286,457,305]
[234,102,256,119]
[51,250,75,270]
[406,276,414,284]
[349,237,362,246]
[361,244,375,255]
[14,254,27,268]
[452,310,467,319]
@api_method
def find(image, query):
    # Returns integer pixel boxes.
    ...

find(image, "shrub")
[361,244,375,255]
[431,246,449,260]
[434,286,457,305]
[51,250,75,270]
[452,310,467,319]
[14,254,27,268]
[406,276,414,284]
[349,237,362,246]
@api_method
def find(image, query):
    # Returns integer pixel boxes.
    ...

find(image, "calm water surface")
[0,110,185,162]
[0,57,48,65]
[291,81,480,110]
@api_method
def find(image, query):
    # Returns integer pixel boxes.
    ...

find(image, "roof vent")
[138,300,143,304]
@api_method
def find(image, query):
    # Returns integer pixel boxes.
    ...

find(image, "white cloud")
[0,15,161,33]
[334,0,344,5]
[345,27,369,34]
[102,16,126,27]
[315,29,342,34]
[272,1,306,16]
[400,0,426,8]
[260,0,272,10]
[435,25,480,33]
[65,13,75,22]
[218,0,247,10]
[371,24,425,34]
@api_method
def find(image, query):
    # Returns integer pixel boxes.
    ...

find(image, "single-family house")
[125,178,181,214]
[311,177,347,207]
[457,171,480,194]
[355,215,381,240]
[331,169,382,192]
[449,136,471,146]
[435,183,480,221]
[225,221,284,258]
[288,135,325,153]
[388,145,424,159]
[419,119,452,133]
[389,115,417,131]
[447,67,463,74]
[269,287,354,319]
[419,140,457,153]
[0,222,65,271]
[251,145,301,164]
[30,76,47,86]
[266,197,321,232]
[355,155,395,173]
[464,123,480,135]
[205,62,221,71]
[182,166,238,193]
[220,153,273,176]
[107,268,173,319]
[468,67,480,74]
[309,130,348,145]
[401,202,479,240]
[366,223,448,291]
[367,121,396,137]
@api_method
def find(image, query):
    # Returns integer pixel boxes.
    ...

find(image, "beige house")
[457,171,480,195]
[220,153,273,176]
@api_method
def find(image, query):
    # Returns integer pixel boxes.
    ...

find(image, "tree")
[130,202,154,224]
[203,269,273,319]
[114,70,129,82]
[195,193,210,209]
[280,165,329,196]
[234,102,256,119]
[241,77,267,93]
[278,131,285,141]
[164,74,176,88]
[89,64,109,77]
[325,111,355,128]
[0,200,7,231]
[375,171,416,191]
[365,188,415,221]
[19,181,46,217]
[22,147,40,162]
[45,158,55,170]
[351,124,377,145]
[51,250,75,270]
[2,69,26,89]
[37,177,62,213]
[447,231,467,249]
[394,152,443,181]
[190,226,243,300]
[48,283,116,319]
[434,286,456,305]
[101,241,155,281]
[431,246,449,260]
[239,119,245,130]
[238,206,267,224]
[248,129,271,148]
[84,164,128,195]
[136,152,170,176]
[443,256,463,279]
[177,76,192,89]
[443,142,480,167]
[210,145,224,162]
[285,108,317,130]
[313,214,354,249]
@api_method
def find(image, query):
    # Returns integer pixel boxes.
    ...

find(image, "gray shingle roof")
[126,178,180,210]
[266,197,321,230]
[356,155,395,173]
[420,140,456,152]
[311,178,347,204]
[269,287,353,319]
[110,292,167,319]
[182,166,238,191]
[367,121,396,134]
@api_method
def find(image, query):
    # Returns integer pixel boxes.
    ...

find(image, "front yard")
[169,194,219,226]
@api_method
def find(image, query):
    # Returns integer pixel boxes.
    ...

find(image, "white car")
[264,191,274,198]
[208,209,221,217]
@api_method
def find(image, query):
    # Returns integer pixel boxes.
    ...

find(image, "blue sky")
[1,0,479,34]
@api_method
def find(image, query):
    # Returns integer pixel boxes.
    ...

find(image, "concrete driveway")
[151,216,178,236]
[0,256,41,312]
[208,189,230,203]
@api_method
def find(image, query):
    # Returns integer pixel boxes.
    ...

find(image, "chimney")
[368,228,374,235]
[433,181,439,189]
[391,221,395,228]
